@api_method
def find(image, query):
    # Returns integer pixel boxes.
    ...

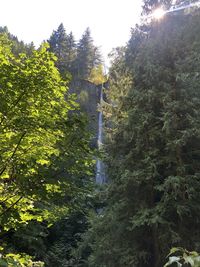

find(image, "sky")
[0,0,143,65]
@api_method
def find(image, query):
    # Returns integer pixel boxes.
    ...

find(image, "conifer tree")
[65,31,77,74]
[0,26,35,56]
[48,23,72,77]
[83,9,200,267]
[142,0,198,14]
[76,28,101,79]
[142,0,173,14]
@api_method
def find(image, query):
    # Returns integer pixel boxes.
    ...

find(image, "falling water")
[96,85,106,184]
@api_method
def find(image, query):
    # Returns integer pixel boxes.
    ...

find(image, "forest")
[0,0,200,266]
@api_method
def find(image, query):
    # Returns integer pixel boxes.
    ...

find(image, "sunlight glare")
[153,8,166,19]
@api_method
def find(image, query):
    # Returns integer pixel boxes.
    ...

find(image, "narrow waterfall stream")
[95,85,106,184]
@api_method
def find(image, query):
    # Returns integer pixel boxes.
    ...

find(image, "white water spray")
[96,85,106,184]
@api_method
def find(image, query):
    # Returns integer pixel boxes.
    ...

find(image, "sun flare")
[152,8,166,19]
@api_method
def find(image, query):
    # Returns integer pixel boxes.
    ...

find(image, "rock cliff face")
[69,79,101,147]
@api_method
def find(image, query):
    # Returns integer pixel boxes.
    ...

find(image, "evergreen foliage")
[48,24,101,80]
[0,26,35,56]
[142,0,173,14]
[76,28,101,79]
[142,0,200,15]
[48,23,75,77]
[80,9,200,267]
[2,2,200,266]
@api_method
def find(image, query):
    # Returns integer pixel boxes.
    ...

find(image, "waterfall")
[96,85,106,184]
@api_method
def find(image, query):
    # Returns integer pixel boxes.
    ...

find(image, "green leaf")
[0,259,8,267]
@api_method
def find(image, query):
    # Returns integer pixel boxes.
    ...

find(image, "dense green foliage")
[76,28,101,79]
[142,0,199,15]
[78,6,200,267]
[48,24,101,80]
[165,247,200,267]
[88,64,108,85]
[0,26,35,56]
[48,23,77,77]
[2,0,200,266]
[142,0,173,14]
[0,33,94,266]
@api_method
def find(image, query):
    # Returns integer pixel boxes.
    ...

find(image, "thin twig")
[0,196,23,217]
[0,132,26,177]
